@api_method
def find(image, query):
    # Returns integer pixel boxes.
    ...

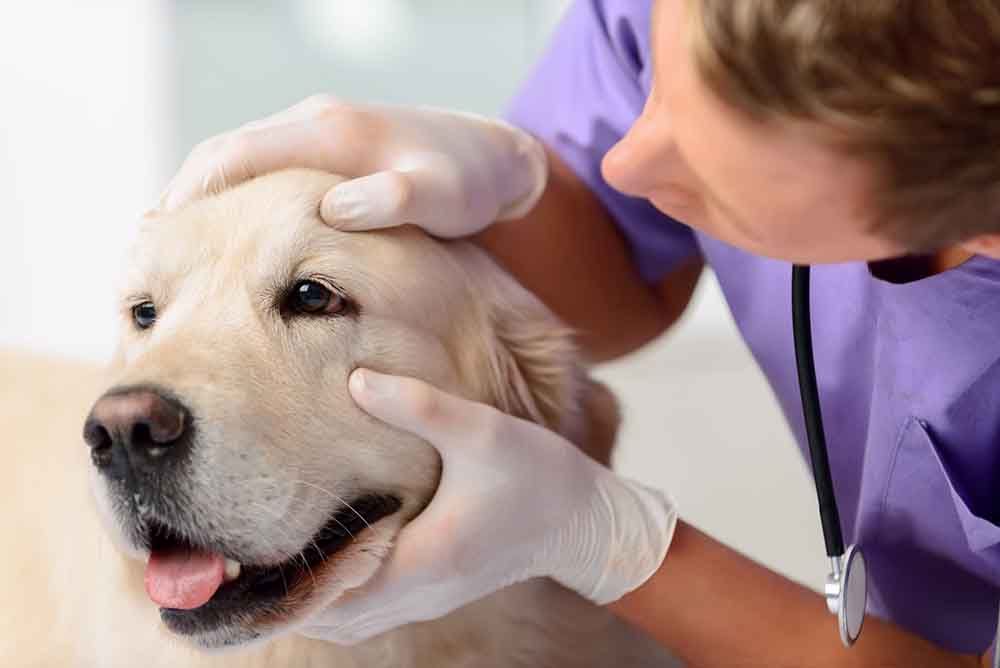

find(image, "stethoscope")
[791,265,868,646]
[793,265,1000,660]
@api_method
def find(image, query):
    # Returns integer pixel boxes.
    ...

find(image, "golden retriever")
[0,169,676,667]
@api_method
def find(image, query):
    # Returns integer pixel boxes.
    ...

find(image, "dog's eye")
[132,302,157,330]
[289,280,347,316]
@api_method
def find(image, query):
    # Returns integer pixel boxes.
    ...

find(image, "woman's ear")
[961,234,1000,259]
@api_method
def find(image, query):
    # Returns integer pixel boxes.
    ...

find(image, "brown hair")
[689,0,1000,250]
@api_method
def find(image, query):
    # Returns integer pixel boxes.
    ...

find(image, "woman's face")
[601,0,907,264]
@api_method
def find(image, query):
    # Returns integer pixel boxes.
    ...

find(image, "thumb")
[321,160,493,237]
[347,369,488,451]
[320,171,416,232]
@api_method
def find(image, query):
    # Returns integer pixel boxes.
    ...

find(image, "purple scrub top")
[507,0,1000,654]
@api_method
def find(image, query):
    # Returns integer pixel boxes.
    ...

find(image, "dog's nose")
[83,387,190,473]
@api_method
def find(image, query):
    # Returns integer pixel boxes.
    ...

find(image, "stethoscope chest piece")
[825,544,867,646]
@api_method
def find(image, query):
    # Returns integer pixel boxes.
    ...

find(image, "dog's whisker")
[245,502,303,554]
[289,479,374,536]
[247,501,308,547]
[300,544,320,589]
[287,482,358,540]
[245,500,321,590]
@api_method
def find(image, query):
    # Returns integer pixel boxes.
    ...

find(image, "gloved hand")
[299,369,678,645]
[155,96,548,236]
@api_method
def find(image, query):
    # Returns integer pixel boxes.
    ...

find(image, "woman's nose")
[601,98,681,198]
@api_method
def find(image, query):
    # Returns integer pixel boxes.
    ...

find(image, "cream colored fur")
[0,170,675,667]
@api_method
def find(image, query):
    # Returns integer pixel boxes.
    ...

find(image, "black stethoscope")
[794,265,1000,659]
[791,265,867,646]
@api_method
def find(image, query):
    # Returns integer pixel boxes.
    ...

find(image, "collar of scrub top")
[791,265,867,646]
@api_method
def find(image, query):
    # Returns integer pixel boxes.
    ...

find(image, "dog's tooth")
[224,558,242,581]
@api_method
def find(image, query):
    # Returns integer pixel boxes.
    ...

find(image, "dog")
[0,169,677,667]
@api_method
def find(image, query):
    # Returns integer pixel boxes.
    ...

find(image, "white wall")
[0,2,172,361]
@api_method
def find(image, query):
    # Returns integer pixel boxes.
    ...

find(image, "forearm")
[474,147,702,362]
[609,521,983,668]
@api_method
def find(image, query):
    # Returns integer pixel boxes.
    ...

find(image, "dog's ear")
[452,247,619,464]
[481,288,583,435]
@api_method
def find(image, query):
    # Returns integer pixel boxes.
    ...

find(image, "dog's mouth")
[141,493,401,637]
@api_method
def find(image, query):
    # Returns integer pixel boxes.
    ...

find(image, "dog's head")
[82,169,601,649]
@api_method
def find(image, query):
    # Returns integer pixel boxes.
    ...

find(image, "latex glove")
[299,369,678,645]
[155,96,547,237]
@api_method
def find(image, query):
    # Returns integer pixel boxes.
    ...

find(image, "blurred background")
[0,1,825,594]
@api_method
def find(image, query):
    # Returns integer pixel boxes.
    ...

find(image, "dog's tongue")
[145,548,225,609]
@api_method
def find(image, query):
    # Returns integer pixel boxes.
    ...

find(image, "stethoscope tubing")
[791,265,846,558]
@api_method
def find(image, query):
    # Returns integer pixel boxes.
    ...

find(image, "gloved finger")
[239,94,345,132]
[299,624,371,646]
[159,103,386,214]
[298,609,384,646]
[159,121,337,213]
[489,120,549,221]
[347,369,498,453]
[321,161,491,237]
[301,608,412,646]
[297,549,448,642]
[320,170,420,232]
[298,606,392,646]
[153,96,355,214]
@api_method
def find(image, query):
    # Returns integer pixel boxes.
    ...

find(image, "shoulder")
[556,0,655,82]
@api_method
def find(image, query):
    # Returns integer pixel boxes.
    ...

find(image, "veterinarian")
[156,0,1000,665]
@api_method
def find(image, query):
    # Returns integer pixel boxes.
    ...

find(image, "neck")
[868,245,976,284]
[930,245,976,274]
